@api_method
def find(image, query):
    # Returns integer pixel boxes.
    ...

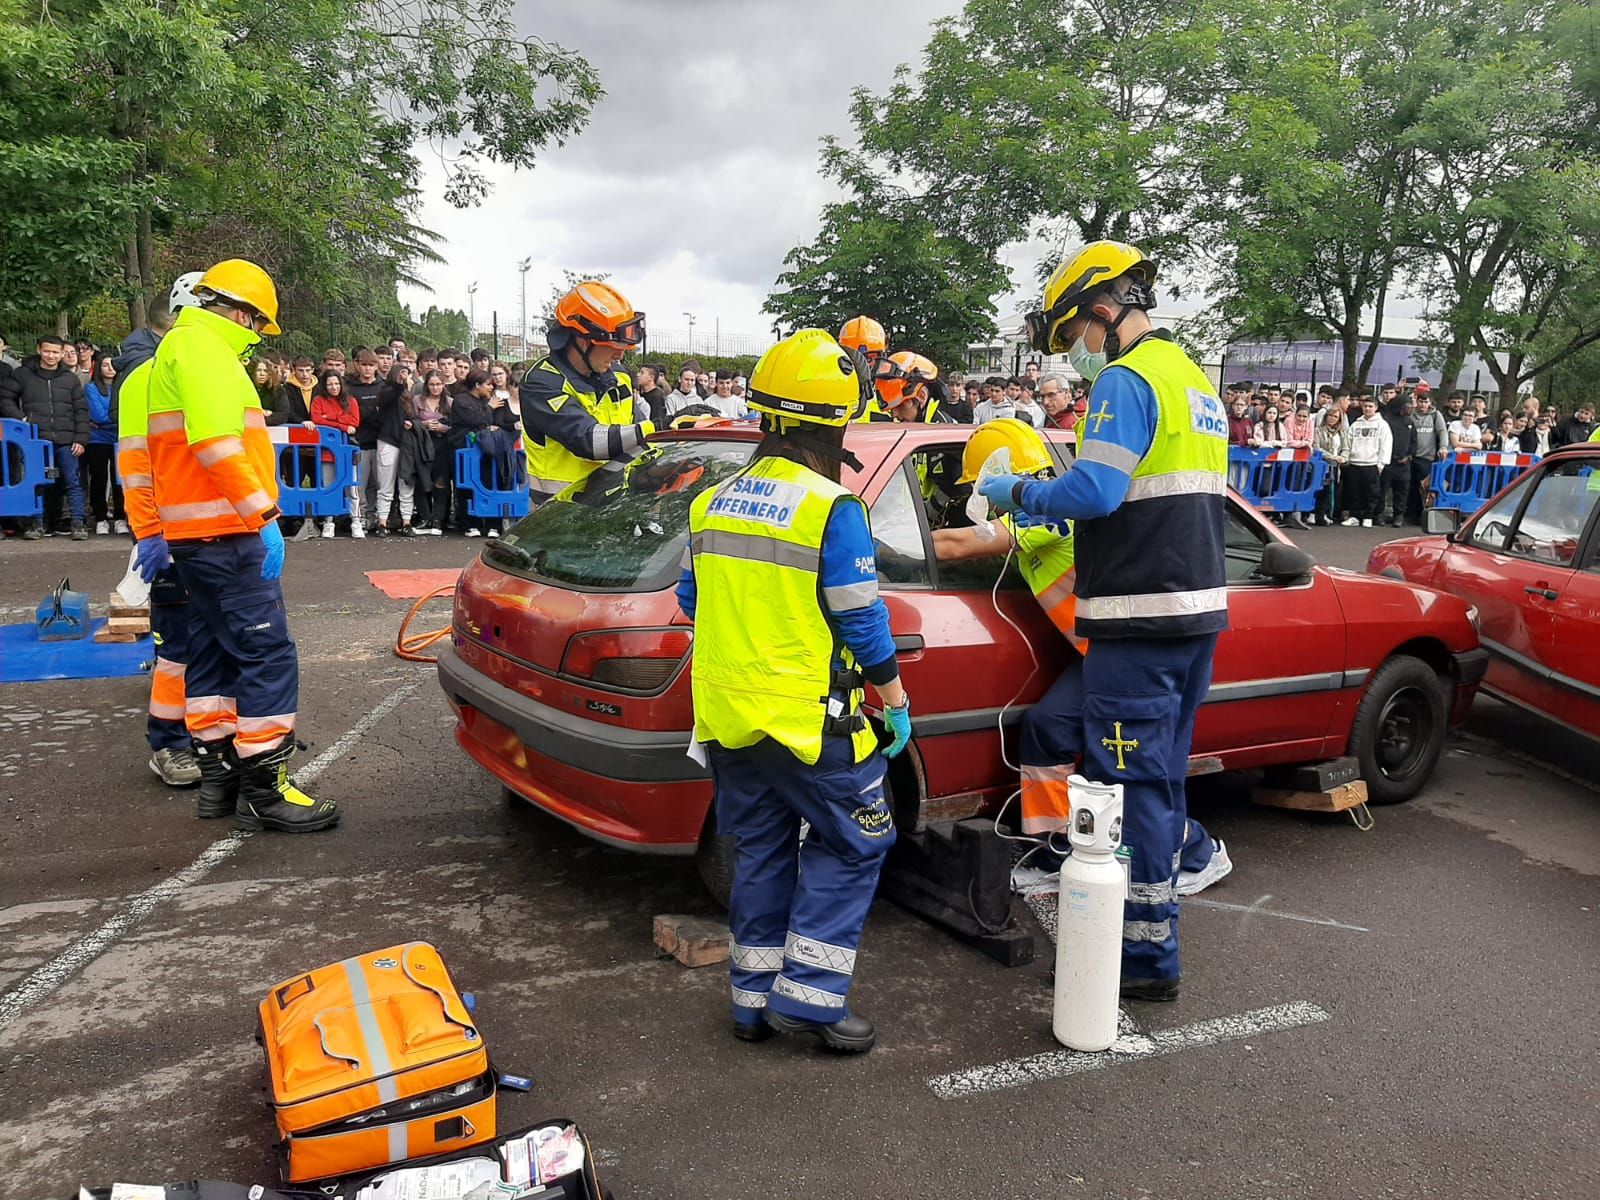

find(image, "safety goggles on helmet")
[873,352,936,407]
[568,311,646,350]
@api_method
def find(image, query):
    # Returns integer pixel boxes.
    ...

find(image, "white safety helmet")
[168,271,205,312]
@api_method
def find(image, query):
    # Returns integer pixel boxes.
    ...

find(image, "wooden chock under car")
[1252,758,1375,830]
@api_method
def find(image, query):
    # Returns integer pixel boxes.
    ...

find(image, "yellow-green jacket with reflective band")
[520,355,643,496]
[688,455,878,765]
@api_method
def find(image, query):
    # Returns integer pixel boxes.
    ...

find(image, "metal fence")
[459,314,772,363]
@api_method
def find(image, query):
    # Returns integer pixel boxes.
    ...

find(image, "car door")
[1193,497,1350,765]
[865,446,1068,822]
[1437,460,1598,721]
[1548,533,1600,739]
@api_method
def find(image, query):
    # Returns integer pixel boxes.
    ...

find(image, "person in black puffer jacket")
[0,334,90,538]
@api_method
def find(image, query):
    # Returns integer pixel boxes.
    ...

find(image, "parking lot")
[2,527,1597,1200]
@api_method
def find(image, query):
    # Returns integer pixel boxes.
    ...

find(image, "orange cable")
[394,584,457,663]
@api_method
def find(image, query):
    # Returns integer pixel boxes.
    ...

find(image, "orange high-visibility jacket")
[115,358,161,539]
[147,307,279,540]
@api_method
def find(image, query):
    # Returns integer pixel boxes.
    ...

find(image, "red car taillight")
[560,628,693,692]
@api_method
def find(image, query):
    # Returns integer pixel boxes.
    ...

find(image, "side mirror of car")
[1424,507,1462,537]
[1258,541,1314,582]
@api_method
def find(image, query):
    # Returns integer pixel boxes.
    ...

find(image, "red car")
[439,425,1486,890]
[1368,440,1600,741]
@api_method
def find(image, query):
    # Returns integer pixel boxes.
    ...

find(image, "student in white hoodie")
[1341,396,1392,526]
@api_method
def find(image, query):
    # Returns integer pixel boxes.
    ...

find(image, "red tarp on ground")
[364,568,462,600]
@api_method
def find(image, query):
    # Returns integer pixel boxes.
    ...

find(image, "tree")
[1198,0,1440,387]
[842,0,1231,275]
[764,164,1008,368]
[1408,0,1600,404]
[0,0,601,339]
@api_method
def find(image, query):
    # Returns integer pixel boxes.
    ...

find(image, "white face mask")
[1068,336,1108,383]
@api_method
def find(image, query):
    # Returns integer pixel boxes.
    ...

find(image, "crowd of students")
[1223,380,1596,529]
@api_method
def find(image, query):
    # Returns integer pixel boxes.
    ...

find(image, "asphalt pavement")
[1,522,1597,1200]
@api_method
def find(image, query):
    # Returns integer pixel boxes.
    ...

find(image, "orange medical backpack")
[258,941,497,1183]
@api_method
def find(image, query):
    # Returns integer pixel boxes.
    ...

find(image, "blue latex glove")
[883,700,912,758]
[978,473,1025,514]
[258,520,286,580]
[133,534,171,583]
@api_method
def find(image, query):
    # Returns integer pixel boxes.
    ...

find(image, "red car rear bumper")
[438,643,708,852]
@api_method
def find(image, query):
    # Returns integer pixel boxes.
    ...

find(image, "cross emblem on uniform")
[1086,399,1115,434]
[1101,721,1140,771]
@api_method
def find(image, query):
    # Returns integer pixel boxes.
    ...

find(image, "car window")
[487,439,754,591]
[1467,473,1534,553]
[1506,460,1600,566]
[869,462,932,586]
[1224,500,1271,582]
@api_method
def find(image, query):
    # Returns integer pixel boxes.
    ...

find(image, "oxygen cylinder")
[1052,775,1126,1051]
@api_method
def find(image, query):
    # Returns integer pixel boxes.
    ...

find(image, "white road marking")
[927,1001,1332,1099]
[0,677,421,1030]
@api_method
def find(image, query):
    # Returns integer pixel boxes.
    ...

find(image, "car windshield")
[483,439,756,591]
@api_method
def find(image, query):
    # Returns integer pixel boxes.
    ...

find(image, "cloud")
[401,0,965,340]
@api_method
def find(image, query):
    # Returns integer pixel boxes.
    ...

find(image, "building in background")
[1222,335,1511,396]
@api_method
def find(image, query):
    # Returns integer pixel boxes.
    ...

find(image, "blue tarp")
[0,619,152,684]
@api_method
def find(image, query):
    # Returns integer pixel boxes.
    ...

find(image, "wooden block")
[94,629,140,644]
[108,601,150,619]
[1253,780,1368,814]
[107,616,151,634]
[652,914,731,968]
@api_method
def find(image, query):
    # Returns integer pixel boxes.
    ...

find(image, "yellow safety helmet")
[746,329,869,428]
[1025,241,1156,355]
[874,350,938,409]
[957,418,1053,484]
[197,259,282,335]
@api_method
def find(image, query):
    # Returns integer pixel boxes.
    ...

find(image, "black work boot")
[234,743,339,833]
[766,1010,876,1054]
[192,738,239,819]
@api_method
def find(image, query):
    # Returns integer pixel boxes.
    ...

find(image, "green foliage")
[764,171,1008,369]
[0,0,600,347]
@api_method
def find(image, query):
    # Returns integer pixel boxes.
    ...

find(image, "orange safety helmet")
[549,281,645,350]
[874,350,937,409]
[838,315,888,360]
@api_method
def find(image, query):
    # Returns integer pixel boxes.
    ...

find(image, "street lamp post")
[517,258,532,356]
[468,281,479,345]
[683,311,696,356]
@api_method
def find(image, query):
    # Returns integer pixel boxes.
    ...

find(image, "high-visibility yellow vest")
[1003,515,1084,652]
[522,357,636,495]
[1073,334,1229,638]
[688,455,879,766]
[116,359,160,539]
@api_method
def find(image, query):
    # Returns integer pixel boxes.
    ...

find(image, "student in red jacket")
[309,370,364,539]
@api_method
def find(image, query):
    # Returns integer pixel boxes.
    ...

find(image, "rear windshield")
[482,440,756,591]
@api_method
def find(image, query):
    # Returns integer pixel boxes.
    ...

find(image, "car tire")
[1349,655,1448,804]
[695,809,736,910]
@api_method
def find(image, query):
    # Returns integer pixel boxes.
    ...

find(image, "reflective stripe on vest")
[1004,516,1085,652]
[1072,336,1229,639]
[523,357,636,494]
[688,456,878,766]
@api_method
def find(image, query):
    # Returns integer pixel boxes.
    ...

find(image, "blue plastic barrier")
[1428,451,1540,513]
[456,441,530,521]
[0,418,57,518]
[1228,446,1329,514]
[273,427,360,518]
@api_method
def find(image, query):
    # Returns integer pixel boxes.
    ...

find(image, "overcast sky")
[400,0,972,345]
[400,0,1431,352]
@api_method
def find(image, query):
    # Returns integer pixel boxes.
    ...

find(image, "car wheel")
[695,809,735,910]
[1349,655,1448,804]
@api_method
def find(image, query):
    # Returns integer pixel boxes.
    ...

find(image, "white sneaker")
[486,527,500,538]
[94,520,110,535]
[1177,839,1233,896]
[427,526,442,536]
[351,523,366,539]
[1361,518,1373,527]
[322,522,336,539]
[466,527,482,538]
[1341,517,1360,526]
[114,519,130,534]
